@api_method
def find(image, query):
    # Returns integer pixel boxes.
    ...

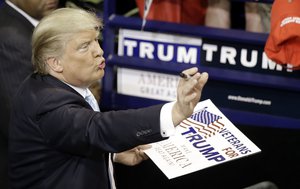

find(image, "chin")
[98,70,105,79]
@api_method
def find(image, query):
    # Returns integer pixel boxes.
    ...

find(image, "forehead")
[74,29,99,38]
[67,30,99,43]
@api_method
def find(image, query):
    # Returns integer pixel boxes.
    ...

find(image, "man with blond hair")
[8,8,209,189]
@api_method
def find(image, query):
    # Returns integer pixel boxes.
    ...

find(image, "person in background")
[135,0,208,26]
[264,0,300,69]
[59,0,103,16]
[0,0,59,188]
[205,0,271,33]
[8,7,209,189]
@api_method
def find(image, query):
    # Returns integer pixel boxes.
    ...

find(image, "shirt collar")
[6,0,39,27]
[64,83,90,99]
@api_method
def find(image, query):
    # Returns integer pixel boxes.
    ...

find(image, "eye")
[78,42,90,51]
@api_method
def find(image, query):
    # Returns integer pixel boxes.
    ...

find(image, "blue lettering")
[182,127,225,162]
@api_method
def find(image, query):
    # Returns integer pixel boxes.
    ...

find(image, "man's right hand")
[172,67,209,126]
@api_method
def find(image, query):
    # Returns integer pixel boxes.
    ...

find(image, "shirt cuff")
[160,101,176,137]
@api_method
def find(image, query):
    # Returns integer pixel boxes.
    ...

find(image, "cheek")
[63,52,95,75]
[73,60,95,76]
[68,56,90,68]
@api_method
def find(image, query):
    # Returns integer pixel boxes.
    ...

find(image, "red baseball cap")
[264,0,300,69]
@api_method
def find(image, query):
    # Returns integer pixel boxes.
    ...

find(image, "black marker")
[179,72,192,80]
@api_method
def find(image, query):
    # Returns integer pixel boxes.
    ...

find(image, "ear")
[46,57,63,73]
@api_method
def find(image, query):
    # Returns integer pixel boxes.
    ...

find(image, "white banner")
[117,67,179,101]
[118,29,202,65]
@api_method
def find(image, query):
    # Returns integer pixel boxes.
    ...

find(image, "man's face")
[59,30,106,88]
[17,0,59,20]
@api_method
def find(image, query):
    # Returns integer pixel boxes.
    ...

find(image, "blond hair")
[32,8,103,74]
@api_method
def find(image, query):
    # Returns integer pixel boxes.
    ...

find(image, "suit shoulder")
[0,5,34,41]
[14,74,85,114]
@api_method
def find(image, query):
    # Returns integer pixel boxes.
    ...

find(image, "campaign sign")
[145,99,261,179]
[117,67,179,101]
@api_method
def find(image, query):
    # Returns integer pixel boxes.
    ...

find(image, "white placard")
[145,99,261,179]
[117,67,179,101]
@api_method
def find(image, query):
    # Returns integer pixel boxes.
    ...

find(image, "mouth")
[98,61,106,69]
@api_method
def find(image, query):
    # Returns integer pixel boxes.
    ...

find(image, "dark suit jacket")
[9,73,165,189]
[0,3,35,188]
[0,83,10,189]
[0,2,34,100]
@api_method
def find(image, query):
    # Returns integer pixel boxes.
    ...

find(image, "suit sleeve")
[38,100,165,157]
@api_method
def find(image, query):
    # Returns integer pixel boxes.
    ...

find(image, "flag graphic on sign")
[180,107,224,138]
[190,107,221,125]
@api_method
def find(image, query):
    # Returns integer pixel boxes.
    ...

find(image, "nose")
[93,40,104,57]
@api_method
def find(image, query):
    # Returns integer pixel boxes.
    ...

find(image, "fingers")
[180,72,208,103]
[137,144,152,150]
[180,74,198,95]
[195,72,209,89]
[135,145,150,160]
[138,150,149,161]
[180,67,199,78]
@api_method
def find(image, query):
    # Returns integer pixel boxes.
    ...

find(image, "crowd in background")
[134,0,271,33]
